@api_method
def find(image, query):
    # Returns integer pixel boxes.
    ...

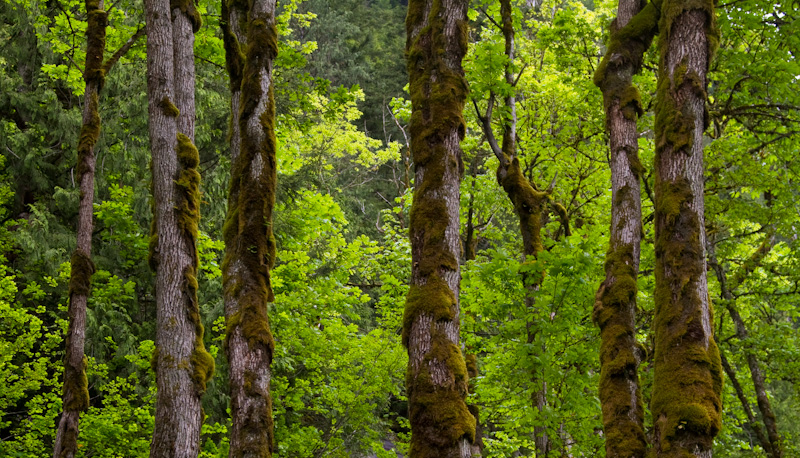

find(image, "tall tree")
[402,0,475,453]
[651,0,722,456]
[145,0,213,455]
[473,0,572,453]
[709,233,783,458]
[591,0,658,456]
[52,1,107,456]
[221,0,279,453]
[53,3,145,455]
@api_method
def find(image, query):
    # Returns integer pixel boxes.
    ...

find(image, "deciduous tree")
[221,0,280,454]
[651,0,723,455]
[402,0,475,453]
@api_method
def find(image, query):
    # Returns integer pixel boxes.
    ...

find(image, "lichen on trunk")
[651,0,722,455]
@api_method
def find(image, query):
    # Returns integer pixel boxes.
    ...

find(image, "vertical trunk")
[463,166,482,457]
[171,0,201,139]
[474,0,552,452]
[145,0,213,455]
[222,0,279,455]
[718,350,773,455]
[53,1,106,456]
[709,236,782,458]
[651,1,722,456]
[403,0,474,454]
[591,1,658,457]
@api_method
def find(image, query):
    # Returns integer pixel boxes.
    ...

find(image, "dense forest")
[0,0,798,455]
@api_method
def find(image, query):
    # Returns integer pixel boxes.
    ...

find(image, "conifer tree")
[144,0,213,455]
[403,0,475,454]
[221,0,279,454]
[591,0,658,455]
[651,0,722,456]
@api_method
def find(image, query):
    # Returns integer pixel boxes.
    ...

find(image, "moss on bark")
[175,133,215,395]
[160,97,180,118]
[404,0,474,452]
[170,0,202,32]
[651,0,722,451]
[594,2,659,121]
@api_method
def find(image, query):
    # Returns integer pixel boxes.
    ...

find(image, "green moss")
[160,97,180,118]
[654,0,718,154]
[594,2,659,121]
[221,0,245,91]
[223,7,279,354]
[175,133,200,262]
[170,0,202,32]
[76,92,101,181]
[406,328,475,456]
[84,5,108,90]
[62,355,90,411]
[151,345,159,374]
[69,249,95,297]
[594,239,647,456]
[402,275,457,347]
[171,133,214,394]
[498,157,548,257]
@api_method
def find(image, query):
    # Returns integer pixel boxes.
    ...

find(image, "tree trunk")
[651,2,722,456]
[145,0,213,455]
[53,1,106,456]
[473,0,554,452]
[708,236,782,458]
[403,0,474,454]
[221,0,279,455]
[591,1,658,456]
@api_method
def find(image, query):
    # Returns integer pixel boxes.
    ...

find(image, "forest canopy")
[0,0,798,456]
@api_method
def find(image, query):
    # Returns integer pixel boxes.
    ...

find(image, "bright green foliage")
[0,0,798,455]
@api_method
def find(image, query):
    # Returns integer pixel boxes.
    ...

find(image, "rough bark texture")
[221,0,279,455]
[651,1,722,456]
[591,0,657,456]
[403,0,474,453]
[709,236,782,458]
[145,0,213,455]
[53,2,106,456]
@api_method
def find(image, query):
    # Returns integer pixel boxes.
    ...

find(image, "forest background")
[0,0,798,456]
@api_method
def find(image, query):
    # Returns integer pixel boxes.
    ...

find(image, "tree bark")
[221,0,279,455]
[145,0,213,455]
[651,2,722,456]
[591,0,658,456]
[403,0,474,454]
[53,1,107,456]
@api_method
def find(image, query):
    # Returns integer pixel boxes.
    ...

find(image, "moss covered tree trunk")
[221,0,279,455]
[651,1,722,456]
[403,0,474,454]
[591,0,658,456]
[145,0,213,455]
[52,1,107,456]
